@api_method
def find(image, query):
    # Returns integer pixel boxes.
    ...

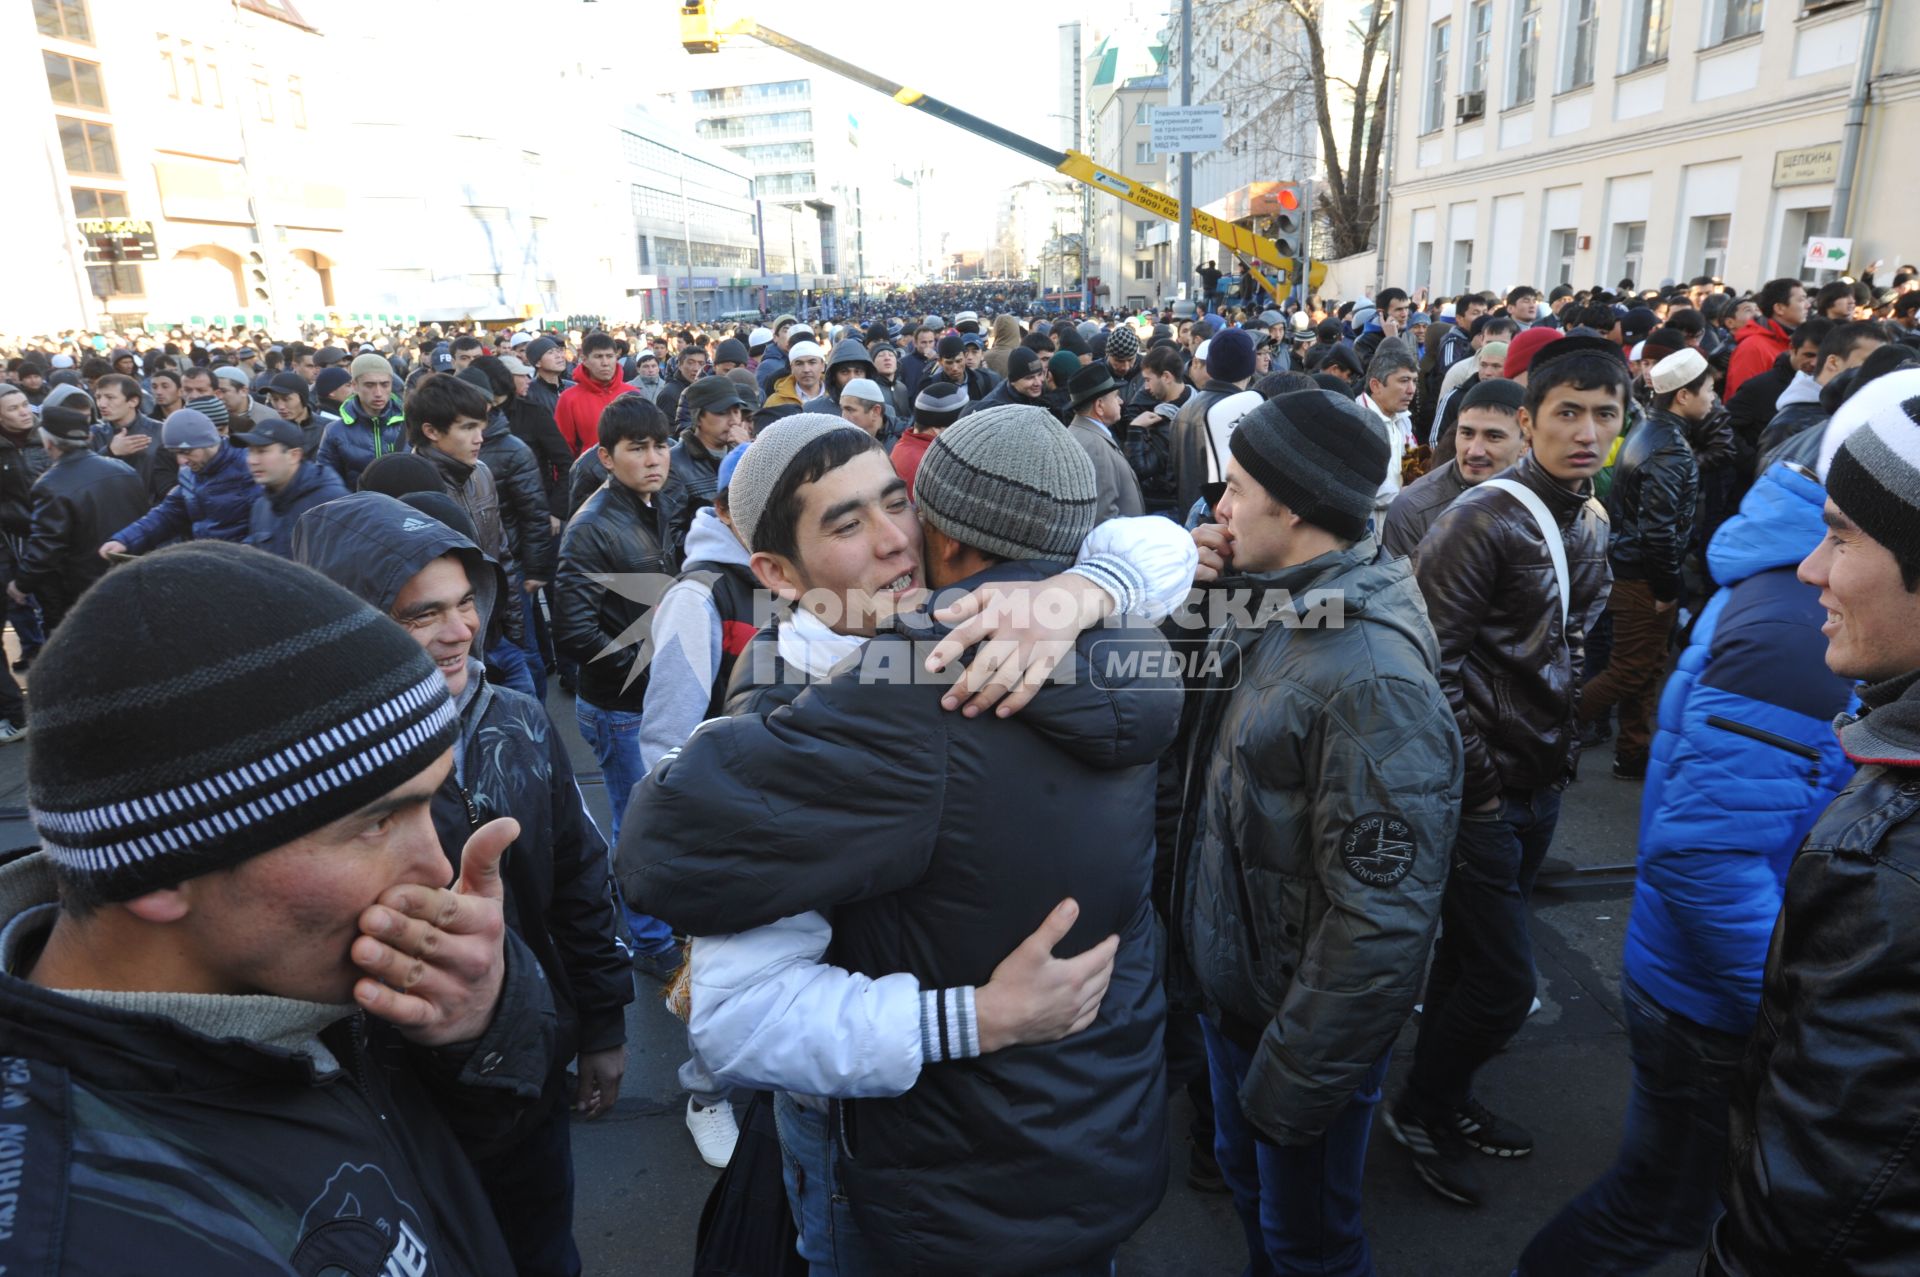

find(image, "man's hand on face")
[351,816,518,1047]
[1191,523,1233,583]
[923,571,1117,718]
[974,898,1118,1053]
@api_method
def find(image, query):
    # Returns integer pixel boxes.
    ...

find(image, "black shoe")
[631,944,684,984]
[1186,1140,1229,1194]
[1612,756,1647,781]
[1383,1098,1485,1207]
[1453,1096,1533,1158]
[1577,716,1611,747]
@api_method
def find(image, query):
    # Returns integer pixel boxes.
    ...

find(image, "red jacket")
[553,365,634,457]
[1725,319,1794,399]
[891,427,937,495]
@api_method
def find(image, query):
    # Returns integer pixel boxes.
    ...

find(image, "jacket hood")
[481,407,512,442]
[291,490,502,637]
[825,338,877,378]
[1776,370,1822,409]
[1706,459,1827,588]
[901,560,1181,769]
[989,314,1022,348]
[572,363,629,394]
[680,504,749,567]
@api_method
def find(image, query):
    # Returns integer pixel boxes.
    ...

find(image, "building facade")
[1382,0,1919,297]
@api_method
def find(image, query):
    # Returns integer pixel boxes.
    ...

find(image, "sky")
[616,2,1090,250]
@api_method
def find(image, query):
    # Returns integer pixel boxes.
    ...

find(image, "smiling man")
[1703,371,1920,1276]
[1387,336,1628,1206]
[0,542,553,1274]
[1380,378,1530,558]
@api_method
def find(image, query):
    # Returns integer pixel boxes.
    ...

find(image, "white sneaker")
[0,720,26,745]
[686,1097,738,1168]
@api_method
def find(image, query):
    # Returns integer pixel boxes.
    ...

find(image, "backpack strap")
[1482,478,1569,627]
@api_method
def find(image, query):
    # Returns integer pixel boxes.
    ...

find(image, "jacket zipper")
[1706,713,1821,784]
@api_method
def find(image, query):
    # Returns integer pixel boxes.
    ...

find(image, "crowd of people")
[1,256,1919,1277]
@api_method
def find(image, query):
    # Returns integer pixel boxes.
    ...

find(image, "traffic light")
[1268,181,1312,278]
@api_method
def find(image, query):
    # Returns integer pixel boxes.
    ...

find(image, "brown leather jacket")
[1409,451,1611,807]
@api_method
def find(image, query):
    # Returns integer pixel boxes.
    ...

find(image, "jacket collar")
[1509,450,1594,522]
[421,442,475,485]
[1837,669,1920,767]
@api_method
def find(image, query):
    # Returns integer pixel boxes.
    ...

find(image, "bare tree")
[1205,0,1396,260]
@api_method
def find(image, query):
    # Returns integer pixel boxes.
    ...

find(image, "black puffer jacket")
[0,425,53,577]
[293,493,632,1067]
[1411,451,1611,807]
[1168,544,1462,1143]
[621,561,1181,1275]
[1705,670,1920,1277]
[554,478,684,712]
[1603,407,1698,602]
[480,410,555,581]
[13,447,149,629]
[0,850,555,1276]
[1168,379,1245,518]
[509,395,574,517]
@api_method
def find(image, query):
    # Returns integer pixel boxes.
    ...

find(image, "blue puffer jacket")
[110,440,256,551]
[1624,462,1855,1035]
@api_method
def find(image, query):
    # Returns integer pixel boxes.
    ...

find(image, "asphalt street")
[550,675,1696,1277]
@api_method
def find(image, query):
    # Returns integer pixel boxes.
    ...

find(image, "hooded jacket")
[1627,463,1853,1039]
[1705,665,1920,1277]
[636,506,762,773]
[621,561,1181,1274]
[1168,543,1462,1143]
[1753,371,1827,469]
[554,476,685,712]
[111,440,254,551]
[1411,451,1612,807]
[1604,406,1699,602]
[0,850,555,1276]
[983,314,1023,378]
[553,364,635,458]
[292,495,633,1065]
[245,454,348,558]
[317,394,408,490]
[14,445,148,628]
[1726,318,1795,399]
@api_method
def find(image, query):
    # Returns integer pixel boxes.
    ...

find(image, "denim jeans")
[773,1091,891,1277]
[472,1089,581,1277]
[1407,787,1563,1114]
[574,698,674,954]
[1202,1017,1389,1277]
[8,595,44,657]
[487,634,539,699]
[1515,976,1747,1276]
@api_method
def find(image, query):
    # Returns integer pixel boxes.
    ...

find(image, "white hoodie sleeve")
[638,578,722,775]
[1066,514,1200,621]
[687,914,981,1098]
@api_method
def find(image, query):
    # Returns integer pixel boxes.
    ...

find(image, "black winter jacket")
[621,562,1181,1275]
[554,479,684,712]
[1705,670,1920,1277]
[89,411,178,508]
[292,493,632,1066]
[14,447,148,629]
[1167,544,1462,1143]
[509,395,574,517]
[1169,379,1245,518]
[480,410,556,581]
[1603,407,1699,602]
[0,851,555,1276]
[0,426,52,576]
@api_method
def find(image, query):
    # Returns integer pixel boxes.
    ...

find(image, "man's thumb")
[458,817,519,899]
[1024,898,1079,956]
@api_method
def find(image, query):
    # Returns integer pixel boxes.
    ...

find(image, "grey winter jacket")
[1170,541,1463,1144]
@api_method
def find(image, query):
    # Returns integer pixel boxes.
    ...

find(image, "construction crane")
[677,1,1327,303]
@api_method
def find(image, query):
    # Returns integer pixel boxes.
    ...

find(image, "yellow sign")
[1774,144,1840,188]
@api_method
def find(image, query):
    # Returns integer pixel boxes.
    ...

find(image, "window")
[201,48,224,107]
[1134,140,1153,164]
[70,187,128,218]
[44,52,106,108]
[1450,238,1475,292]
[34,0,91,42]
[252,67,273,122]
[86,264,143,298]
[1413,240,1435,294]
[1614,221,1646,284]
[1563,0,1597,90]
[1133,259,1154,280]
[1552,227,1578,285]
[287,75,306,127]
[1135,217,1154,248]
[1511,0,1541,104]
[1628,0,1671,69]
[1718,0,1763,42]
[1134,101,1151,125]
[1699,215,1730,278]
[1790,207,1831,281]
[1425,20,1451,132]
[1465,0,1493,94]
[57,116,117,175]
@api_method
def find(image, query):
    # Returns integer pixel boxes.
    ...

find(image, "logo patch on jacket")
[1341,813,1414,886]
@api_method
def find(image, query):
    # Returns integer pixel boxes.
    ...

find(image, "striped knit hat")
[1826,376,1920,570]
[29,543,458,902]
[1229,390,1390,541]
[914,405,1096,561]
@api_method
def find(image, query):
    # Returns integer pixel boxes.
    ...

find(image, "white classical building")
[1381,0,1919,296]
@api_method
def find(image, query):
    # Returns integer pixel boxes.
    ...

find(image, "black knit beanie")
[1228,390,1389,541]
[29,543,457,902]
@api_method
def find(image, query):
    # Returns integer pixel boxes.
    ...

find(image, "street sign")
[1804,236,1852,271]
[1150,105,1224,153]
[77,218,159,264]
